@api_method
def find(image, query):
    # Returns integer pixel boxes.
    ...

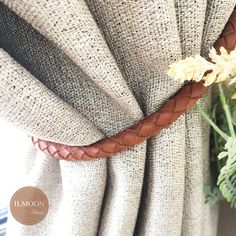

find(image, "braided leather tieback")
[32,8,236,161]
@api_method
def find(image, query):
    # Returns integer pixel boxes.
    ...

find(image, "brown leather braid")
[32,8,236,161]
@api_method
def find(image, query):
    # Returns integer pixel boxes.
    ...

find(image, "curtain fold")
[0,5,146,235]
[0,48,103,146]
[1,0,143,119]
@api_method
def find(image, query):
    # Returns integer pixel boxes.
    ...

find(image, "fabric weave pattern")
[0,1,235,235]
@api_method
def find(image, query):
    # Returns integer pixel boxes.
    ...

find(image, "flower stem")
[212,106,224,171]
[218,83,236,138]
[196,103,229,141]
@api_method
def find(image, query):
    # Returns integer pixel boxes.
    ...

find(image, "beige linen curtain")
[0,1,235,235]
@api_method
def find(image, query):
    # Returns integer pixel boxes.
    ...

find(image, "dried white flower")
[168,55,215,83]
[168,46,236,87]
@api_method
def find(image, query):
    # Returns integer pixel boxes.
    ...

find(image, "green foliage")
[217,138,236,208]
[204,84,236,207]
[232,110,236,126]
[203,184,223,206]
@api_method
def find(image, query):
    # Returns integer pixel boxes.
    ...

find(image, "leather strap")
[32,8,236,161]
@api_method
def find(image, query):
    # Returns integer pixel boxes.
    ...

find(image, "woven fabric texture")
[0,1,235,236]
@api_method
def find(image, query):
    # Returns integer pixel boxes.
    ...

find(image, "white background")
[0,119,28,209]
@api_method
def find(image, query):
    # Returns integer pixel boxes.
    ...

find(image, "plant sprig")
[168,46,236,208]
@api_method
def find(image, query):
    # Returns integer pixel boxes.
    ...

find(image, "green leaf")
[211,104,217,119]
[225,137,235,149]
[217,163,236,208]
[203,184,223,206]
[218,151,228,160]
